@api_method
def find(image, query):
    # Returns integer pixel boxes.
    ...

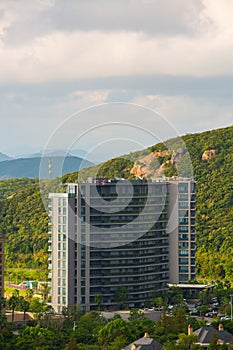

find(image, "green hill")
[0,126,233,281]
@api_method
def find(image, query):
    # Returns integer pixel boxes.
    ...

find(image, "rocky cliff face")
[130,148,185,179]
[130,164,147,179]
[202,149,218,161]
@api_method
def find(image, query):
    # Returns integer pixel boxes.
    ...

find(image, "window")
[68,185,76,194]
[179,209,188,217]
[80,185,86,196]
[58,225,66,233]
[179,226,189,233]
[179,234,188,240]
[58,207,67,215]
[179,218,189,225]
[58,198,67,206]
[178,194,188,201]
[179,274,188,281]
[179,242,189,248]
[179,250,188,256]
[58,216,66,224]
[179,202,188,209]
[179,266,188,272]
[178,183,188,193]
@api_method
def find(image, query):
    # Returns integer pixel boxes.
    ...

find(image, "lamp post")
[230,294,233,322]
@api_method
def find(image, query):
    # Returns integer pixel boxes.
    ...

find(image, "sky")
[0,0,233,162]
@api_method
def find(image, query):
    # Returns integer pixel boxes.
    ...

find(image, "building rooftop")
[194,325,233,346]
[168,283,214,289]
[123,333,163,350]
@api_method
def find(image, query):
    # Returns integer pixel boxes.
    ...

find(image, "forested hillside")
[0,126,233,281]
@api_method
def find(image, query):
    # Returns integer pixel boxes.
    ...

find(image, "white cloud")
[0,0,232,157]
[0,27,232,84]
[1,0,202,43]
[0,0,232,83]
[70,90,109,103]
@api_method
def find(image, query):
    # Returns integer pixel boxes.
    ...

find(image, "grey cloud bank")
[0,0,232,158]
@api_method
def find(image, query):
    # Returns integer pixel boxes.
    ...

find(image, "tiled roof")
[123,335,163,350]
[194,326,233,345]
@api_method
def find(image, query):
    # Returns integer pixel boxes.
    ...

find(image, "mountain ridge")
[0,152,12,162]
[0,155,93,179]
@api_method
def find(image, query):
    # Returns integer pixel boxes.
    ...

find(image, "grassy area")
[4,286,27,298]
[6,268,47,284]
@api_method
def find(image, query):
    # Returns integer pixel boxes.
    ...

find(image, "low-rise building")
[123,333,163,350]
[194,324,233,348]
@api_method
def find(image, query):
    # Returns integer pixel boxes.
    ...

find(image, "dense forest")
[1,282,233,349]
[0,126,233,281]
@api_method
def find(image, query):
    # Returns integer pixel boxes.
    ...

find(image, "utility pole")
[49,159,52,179]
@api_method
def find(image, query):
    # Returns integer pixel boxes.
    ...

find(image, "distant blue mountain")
[0,156,93,179]
[0,152,12,162]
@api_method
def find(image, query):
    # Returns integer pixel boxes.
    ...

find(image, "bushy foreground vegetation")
[1,281,233,349]
[0,302,233,349]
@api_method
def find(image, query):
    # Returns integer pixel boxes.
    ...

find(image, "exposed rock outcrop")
[153,150,170,158]
[130,164,147,179]
[202,149,218,161]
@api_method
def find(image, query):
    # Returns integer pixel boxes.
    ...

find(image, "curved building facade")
[48,178,195,313]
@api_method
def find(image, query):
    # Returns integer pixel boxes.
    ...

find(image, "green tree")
[29,297,44,313]
[169,287,183,305]
[15,324,54,349]
[128,308,155,339]
[8,290,20,322]
[18,297,30,321]
[0,296,6,313]
[94,294,102,311]
[74,311,106,345]
[178,333,198,349]
[25,288,34,301]
[114,286,128,309]
[39,283,50,303]
[98,317,132,348]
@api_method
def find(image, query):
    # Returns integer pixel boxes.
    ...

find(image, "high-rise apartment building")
[48,177,195,313]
